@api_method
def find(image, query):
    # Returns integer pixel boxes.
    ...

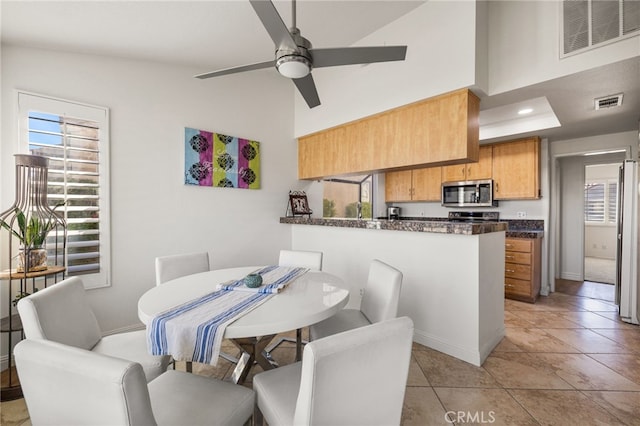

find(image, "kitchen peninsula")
[280,217,507,366]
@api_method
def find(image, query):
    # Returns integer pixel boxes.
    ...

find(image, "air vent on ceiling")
[594,94,623,110]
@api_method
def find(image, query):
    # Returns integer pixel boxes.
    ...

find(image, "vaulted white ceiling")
[1,0,424,73]
[2,0,638,143]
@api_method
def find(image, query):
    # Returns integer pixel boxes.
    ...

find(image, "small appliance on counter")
[387,206,401,220]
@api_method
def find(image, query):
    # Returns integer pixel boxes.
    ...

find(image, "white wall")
[295,0,640,136]
[487,0,640,95]
[1,45,301,333]
[291,224,505,366]
[294,0,479,136]
[585,225,617,259]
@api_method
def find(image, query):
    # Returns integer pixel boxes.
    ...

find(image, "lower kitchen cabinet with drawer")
[504,237,541,303]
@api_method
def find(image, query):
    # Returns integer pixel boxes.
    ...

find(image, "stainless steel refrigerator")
[616,159,639,324]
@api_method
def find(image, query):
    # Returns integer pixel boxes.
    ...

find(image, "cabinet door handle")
[506,269,516,273]
[505,244,513,248]
[495,182,499,193]
[505,255,515,259]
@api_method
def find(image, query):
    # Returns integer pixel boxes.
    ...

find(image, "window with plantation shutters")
[18,92,111,289]
[584,179,618,225]
[607,181,618,222]
[585,182,605,221]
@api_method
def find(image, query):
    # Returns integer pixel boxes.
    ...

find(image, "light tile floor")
[2,282,639,426]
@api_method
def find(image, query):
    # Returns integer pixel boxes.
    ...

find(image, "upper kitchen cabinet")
[298,89,480,180]
[386,167,442,202]
[385,170,412,202]
[441,145,493,182]
[492,137,540,200]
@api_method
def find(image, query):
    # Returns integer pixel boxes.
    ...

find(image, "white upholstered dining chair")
[253,316,414,426]
[154,251,210,286]
[17,276,170,382]
[155,251,238,367]
[309,258,403,340]
[15,338,255,426]
[265,249,323,359]
[277,249,323,271]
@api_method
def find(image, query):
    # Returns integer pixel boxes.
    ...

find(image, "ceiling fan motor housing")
[276,29,312,79]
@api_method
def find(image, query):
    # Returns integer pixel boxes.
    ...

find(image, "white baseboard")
[561,272,582,281]
[413,331,480,366]
[412,325,505,367]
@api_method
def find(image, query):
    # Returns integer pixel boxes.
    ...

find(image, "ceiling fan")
[195,0,407,108]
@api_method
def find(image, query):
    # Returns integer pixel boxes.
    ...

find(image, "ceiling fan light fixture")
[276,55,311,79]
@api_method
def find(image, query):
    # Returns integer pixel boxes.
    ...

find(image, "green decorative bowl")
[244,273,263,288]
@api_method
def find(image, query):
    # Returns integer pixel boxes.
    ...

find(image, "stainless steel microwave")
[441,179,498,207]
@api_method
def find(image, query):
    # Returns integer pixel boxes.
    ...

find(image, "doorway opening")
[583,163,620,289]
[555,151,625,304]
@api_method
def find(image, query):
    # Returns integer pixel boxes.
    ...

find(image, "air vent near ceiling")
[594,93,623,110]
[562,0,640,56]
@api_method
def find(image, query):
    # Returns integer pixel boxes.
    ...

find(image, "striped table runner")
[147,266,307,365]
[216,265,308,293]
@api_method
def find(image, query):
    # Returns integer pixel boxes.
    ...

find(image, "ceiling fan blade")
[293,74,321,108]
[194,60,275,79]
[311,46,407,68]
[249,0,297,51]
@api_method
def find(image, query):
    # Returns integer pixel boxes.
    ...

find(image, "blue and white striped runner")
[147,266,307,365]
[216,265,308,293]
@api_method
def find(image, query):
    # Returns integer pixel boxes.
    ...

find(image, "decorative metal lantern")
[0,154,67,401]
[0,155,66,272]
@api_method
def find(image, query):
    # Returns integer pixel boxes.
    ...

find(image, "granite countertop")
[281,216,544,238]
[502,219,544,239]
[505,229,544,239]
[280,217,508,236]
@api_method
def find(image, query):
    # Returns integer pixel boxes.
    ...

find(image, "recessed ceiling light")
[518,108,533,115]
[479,97,560,140]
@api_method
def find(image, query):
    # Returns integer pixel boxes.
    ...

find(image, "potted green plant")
[0,202,64,272]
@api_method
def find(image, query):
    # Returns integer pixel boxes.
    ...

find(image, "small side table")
[0,266,65,401]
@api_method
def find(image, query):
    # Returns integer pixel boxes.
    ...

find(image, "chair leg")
[220,351,239,364]
[265,328,308,361]
[253,405,264,426]
[179,355,236,374]
[295,328,303,361]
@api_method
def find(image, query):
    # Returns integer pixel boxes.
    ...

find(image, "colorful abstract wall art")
[184,127,260,189]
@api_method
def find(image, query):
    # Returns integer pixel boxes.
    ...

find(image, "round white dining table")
[138,266,349,382]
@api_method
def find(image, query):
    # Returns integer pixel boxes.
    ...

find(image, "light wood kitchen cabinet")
[385,167,442,202]
[504,237,541,303]
[385,170,412,202]
[298,88,480,180]
[492,137,540,200]
[441,145,493,182]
